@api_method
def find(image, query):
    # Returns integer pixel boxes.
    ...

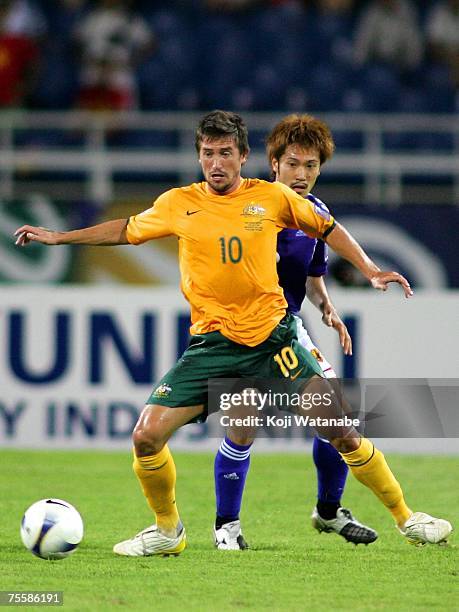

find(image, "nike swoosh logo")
[186,210,202,216]
[290,367,305,381]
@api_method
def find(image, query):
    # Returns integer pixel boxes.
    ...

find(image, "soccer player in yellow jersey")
[14,110,452,556]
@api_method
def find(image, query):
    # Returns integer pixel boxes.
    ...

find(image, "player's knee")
[227,430,255,446]
[329,437,360,453]
[132,423,165,455]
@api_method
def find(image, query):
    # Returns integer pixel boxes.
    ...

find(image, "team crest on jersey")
[241,202,266,231]
[153,383,172,398]
[242,203,266,217]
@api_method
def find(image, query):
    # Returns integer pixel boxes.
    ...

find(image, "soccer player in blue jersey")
[213,114,378,550]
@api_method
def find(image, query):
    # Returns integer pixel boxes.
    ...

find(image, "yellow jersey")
[126,178,335,346]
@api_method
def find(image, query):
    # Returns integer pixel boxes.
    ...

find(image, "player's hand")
[322,303,352,355]
[370,271,413,298]
[14,225,61,246]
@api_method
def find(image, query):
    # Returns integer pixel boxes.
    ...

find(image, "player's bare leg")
[113,403,203,557]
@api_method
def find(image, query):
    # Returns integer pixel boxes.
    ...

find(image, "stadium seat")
[199,31,255,109]
[312,4,355,69]
[31,39,78,110]
[341,88,365,112]
[231,87,256,112]
[411,132,454,152]
[107,130,179,150]
[148,8,189,38]
[176,87,201,111]
[284,87,310,112]
[137,7,198,109]
[138,59,180,110]
[252,64,285,111]
[13,129,81,149]
[422,64,456,113]
[397,87,429,113]
[138,32,199,111]
[307,63,347,112]
[358,65,401,112]
[332,129,364,152]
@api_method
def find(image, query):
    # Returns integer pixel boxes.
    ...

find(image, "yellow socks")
[340,437,412,527]
[133,445,180,534]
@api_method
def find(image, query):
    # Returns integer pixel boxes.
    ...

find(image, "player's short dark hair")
[195,110,250,156]
[266,114,335,165]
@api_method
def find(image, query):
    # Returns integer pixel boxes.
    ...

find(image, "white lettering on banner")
[0,287,458,450]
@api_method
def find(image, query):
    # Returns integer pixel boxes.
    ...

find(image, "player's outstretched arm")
[306,276,352,355]
[325,223,413,298]
[14,218,130,247]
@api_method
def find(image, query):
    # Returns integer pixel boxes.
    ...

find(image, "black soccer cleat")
[311,506,378,545]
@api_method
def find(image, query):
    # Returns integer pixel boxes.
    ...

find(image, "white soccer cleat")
[311,507,378,545]
[113,524,186,557]
[400,512,452,546]
[214,520,248,550]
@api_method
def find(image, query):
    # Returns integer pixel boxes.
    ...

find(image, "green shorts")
[147,313,324,420]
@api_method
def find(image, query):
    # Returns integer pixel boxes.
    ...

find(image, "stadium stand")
[0,1,457,205]
[2,0,455,115]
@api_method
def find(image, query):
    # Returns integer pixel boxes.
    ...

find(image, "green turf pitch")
[0,451,457,611]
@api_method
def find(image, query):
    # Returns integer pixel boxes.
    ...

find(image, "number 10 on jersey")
[219,236,242,263]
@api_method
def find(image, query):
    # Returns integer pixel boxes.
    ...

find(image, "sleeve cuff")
[322,220,336,239]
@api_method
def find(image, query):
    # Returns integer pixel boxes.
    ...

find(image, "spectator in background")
[314,0,355,62]
[0,0,46,107]
[426,0,459,88]
[353,0,423,75]
[73,0,155,111]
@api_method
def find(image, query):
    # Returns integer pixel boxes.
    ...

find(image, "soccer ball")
[20,498,84,560]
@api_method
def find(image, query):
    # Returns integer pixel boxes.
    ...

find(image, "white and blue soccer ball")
[20,498,84,560]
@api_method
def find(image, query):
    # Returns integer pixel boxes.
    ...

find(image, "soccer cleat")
[214,520,249,550]
[400,512,452,547]
[311,507,378,545]
[113,524,186,557]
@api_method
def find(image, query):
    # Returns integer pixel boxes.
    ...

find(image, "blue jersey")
[277,194,329,313]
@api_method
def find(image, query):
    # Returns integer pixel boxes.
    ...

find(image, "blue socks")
[214,437,252,528]
[214,436,348,526]
[313,436,349,519]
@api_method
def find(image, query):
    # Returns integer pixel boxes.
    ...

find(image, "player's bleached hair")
[266,114,335,166]
[195,110,250,156]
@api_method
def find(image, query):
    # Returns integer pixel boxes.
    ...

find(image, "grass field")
[0,450,457,611]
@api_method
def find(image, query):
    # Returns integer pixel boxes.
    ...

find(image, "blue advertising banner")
[332,204,459,288]
[1,198,458,287]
